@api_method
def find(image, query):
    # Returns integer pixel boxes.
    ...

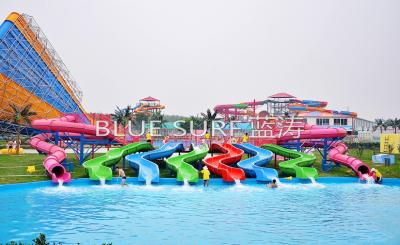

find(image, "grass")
[0,153,90,184]
[0,148,399,184]
[0,152,178,184]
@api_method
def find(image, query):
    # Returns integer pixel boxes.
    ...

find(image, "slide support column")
[79,134,85,164]
[322,138,328,171]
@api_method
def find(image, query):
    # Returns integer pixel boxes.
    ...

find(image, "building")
[133,96,165,115]
[214,92,374,134]
[299,111,374,133]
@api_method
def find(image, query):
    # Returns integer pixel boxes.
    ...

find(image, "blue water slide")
[233,143,278,182]
[302,100,321,107]
[125,142,184,183]
[131,103,141,110]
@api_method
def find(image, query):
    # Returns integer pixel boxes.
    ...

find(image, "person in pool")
[371,168,383,184]
[115,166,127,186]
[200,166,210,187]
[268,179,278,188]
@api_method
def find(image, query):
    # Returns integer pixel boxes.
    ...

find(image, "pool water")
[0,178,399,244]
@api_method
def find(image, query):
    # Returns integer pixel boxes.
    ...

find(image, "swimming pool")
[0,178,399,244]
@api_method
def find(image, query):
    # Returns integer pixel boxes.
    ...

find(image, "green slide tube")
[261,144,318,179]
[166,143,209,183]
[83,142,153,180]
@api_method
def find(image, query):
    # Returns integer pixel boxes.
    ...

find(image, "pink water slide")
[328,142,370,178]
[30,115,121,183]
[275,124,370,178]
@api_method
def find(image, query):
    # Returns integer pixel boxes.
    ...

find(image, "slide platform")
[166,143,209,183]
[262,144,318,179]
[126,142,184,183]
[83,142,153,181]
[204,143,245,182]
[233,143,277,182]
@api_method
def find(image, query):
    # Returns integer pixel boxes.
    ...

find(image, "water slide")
[83,142,153,181]
[328,142,370,178]
[275,125,370,177]
[288,99,357,117]
[214,100,265,118]
[262,144,318,179]
[134,104,166,114]
[125,142,184,183]
[30,115,122,183]
[166,143,209,183]
[204,143,245,182]
[233,143,278,182]
[275,126,347,144]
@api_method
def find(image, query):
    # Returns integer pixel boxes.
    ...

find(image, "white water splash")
[57,179,64,187]
[145,177,152,186]
[362,174,375,185]
[183,178,189,187]
[273,178,298,189]
[99,178,106,186]
[308,177,325,188]
[234,179,243,187]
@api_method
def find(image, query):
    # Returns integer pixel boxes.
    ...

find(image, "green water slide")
[166,144,209,183]
[261,144,318,179]
[83,142,153,180]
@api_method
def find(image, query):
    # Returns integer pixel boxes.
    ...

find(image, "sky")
[1,0,399,120]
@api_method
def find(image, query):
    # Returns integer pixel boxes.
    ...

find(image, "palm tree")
[134,112,149,131]
[201,109,221,132]
[111,106,132,128]
[392,118,400,134]
[373,118,385,133]
[385,119,394,133]
[189,115,204,130]
[9,103,37,154]
[111,105,133,135]
[151,111,167,135]
[151,111,166,128]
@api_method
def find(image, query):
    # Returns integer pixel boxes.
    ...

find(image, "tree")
[134,112,150,131]
[111,105,132,128]
[355,142,364,158]
[384,119,396,132]
[201,109,221,132]
[391,118,400,134]
[179,116,205,133]
[373,118,385,133]
[190,115,204,130]
[32,233,49,245]
[151,111,166,128]
[9,103,37,154]
[111,105,133,136]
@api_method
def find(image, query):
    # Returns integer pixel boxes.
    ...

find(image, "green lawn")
[0,152,178,184]
[0,148,399,184]
[0,153,89,184]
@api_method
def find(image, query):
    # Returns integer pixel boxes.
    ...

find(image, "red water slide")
[30,115,122,183]
[204,143,245,182]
